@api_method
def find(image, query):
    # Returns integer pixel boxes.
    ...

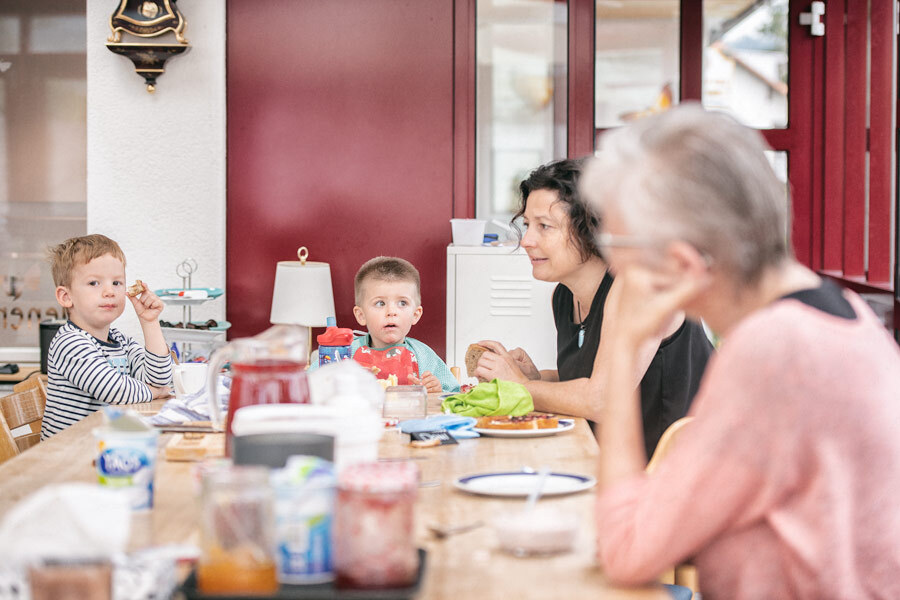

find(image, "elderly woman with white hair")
[585,105,900,599]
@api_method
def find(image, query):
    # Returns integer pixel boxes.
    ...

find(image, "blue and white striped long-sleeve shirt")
[41,321,173,439]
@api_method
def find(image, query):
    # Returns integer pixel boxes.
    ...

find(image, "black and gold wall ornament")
[105,0,190,93]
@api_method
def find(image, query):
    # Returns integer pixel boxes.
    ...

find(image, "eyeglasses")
[593,232,658,262]
[594,232,658,251]
[594,232,714,267]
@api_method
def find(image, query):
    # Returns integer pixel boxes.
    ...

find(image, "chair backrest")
[645,416,694,475]
[0,376,48,464]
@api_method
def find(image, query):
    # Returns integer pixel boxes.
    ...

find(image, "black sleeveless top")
[552,274,715,458]
[781,279,856,319]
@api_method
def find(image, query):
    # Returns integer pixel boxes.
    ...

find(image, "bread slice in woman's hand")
[465,343,492,381]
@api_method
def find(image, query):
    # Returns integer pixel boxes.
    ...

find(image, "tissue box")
[382,385,427,419]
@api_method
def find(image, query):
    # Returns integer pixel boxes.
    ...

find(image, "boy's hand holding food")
[127,280,165,323]
[410,371,442,394]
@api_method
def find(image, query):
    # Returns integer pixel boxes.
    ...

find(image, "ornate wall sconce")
[106,0,190,93]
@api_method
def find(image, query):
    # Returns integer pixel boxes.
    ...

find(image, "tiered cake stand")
[157,259,230,362]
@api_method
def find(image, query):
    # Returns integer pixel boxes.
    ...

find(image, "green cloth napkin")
[441,379,534,417]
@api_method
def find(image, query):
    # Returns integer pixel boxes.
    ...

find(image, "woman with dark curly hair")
[474,158,713,457]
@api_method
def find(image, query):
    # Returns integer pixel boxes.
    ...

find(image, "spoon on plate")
[524,465,552,512]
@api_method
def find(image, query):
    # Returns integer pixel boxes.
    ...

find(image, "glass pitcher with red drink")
[207,324,310,455]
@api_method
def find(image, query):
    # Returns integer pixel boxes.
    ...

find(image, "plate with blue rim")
[454,470,595,497]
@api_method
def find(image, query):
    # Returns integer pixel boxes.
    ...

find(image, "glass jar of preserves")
[333,461,419,589]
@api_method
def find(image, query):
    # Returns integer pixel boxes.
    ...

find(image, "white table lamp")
[270,246,336,329]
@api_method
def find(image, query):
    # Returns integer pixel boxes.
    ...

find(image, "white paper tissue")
[0,483,130,563]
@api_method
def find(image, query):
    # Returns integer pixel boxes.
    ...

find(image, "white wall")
[86,3,226,342]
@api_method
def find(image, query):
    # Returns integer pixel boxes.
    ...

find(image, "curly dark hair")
[512,158,602,263]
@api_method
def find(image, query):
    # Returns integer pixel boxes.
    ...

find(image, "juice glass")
[197,466,278,595]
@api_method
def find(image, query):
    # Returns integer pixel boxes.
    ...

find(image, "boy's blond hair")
[48,234,127,288]
[354,257,421,305]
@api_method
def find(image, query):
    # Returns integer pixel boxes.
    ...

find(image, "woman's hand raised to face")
[604,260,709,351]
[473,340,535,384]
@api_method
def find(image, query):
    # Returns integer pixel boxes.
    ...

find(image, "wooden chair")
[645,417,700,594]
[0,375,48,465]
[646,416,693,475]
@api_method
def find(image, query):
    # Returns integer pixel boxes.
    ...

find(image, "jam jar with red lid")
[333,461,419,589]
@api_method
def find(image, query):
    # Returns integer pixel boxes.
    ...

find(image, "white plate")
[454,471,596,497]
[473,418,575,438]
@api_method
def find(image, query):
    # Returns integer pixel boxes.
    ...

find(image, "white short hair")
[582,104,790,282]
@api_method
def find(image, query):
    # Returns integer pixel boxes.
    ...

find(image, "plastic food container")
[231,404,382,472]
[492,506,578,557]
[92,426,159,511]
[333,462,419,589]
[271,456,336,584]
[450,219,487,245]
[382,385,427,420]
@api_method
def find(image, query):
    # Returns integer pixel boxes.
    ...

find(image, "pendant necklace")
[576,300,585,348]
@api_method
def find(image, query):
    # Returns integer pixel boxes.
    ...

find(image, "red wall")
[226,1,455,355]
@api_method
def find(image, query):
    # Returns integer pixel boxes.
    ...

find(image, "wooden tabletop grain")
[0,397,668,600]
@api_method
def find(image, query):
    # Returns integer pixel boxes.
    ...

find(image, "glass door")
[475,0,568,223]
[593,0,813,263]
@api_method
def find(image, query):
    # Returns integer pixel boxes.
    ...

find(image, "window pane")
[476,0,567,219]
[764,150,789,239]
[0,2,86,355]
[0,17,20,54]
[29,15,86,54]
[703,0,788,128]
[595,0,680,129]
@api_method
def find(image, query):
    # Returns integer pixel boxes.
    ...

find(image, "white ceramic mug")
[173,362,209,397]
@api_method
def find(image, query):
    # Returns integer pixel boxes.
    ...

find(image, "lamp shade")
[270,259,336,327]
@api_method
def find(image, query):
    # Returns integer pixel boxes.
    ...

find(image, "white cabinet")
[446,245,557,373]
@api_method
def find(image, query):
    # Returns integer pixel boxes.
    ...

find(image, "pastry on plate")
[475,413,559,430]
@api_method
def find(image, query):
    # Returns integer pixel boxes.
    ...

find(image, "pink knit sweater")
[596,291,900,599]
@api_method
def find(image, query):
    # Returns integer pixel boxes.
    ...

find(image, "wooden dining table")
[0,397,669,600]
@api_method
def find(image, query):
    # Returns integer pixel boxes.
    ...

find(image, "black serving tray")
[179,548,426,600]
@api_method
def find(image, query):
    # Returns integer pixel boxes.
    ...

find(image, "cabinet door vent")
[489,276,534,316]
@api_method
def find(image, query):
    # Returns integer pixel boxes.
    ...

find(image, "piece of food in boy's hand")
[127,280,146,297]
[377,374,399,390]
[465,343,492,381]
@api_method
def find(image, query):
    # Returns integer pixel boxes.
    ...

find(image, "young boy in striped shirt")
[41,234,173,439]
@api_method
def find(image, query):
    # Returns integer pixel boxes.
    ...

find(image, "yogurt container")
[93,425,159,511]
[270,456,336,584]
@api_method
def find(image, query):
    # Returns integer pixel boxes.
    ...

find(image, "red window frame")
[455,0,899,332]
